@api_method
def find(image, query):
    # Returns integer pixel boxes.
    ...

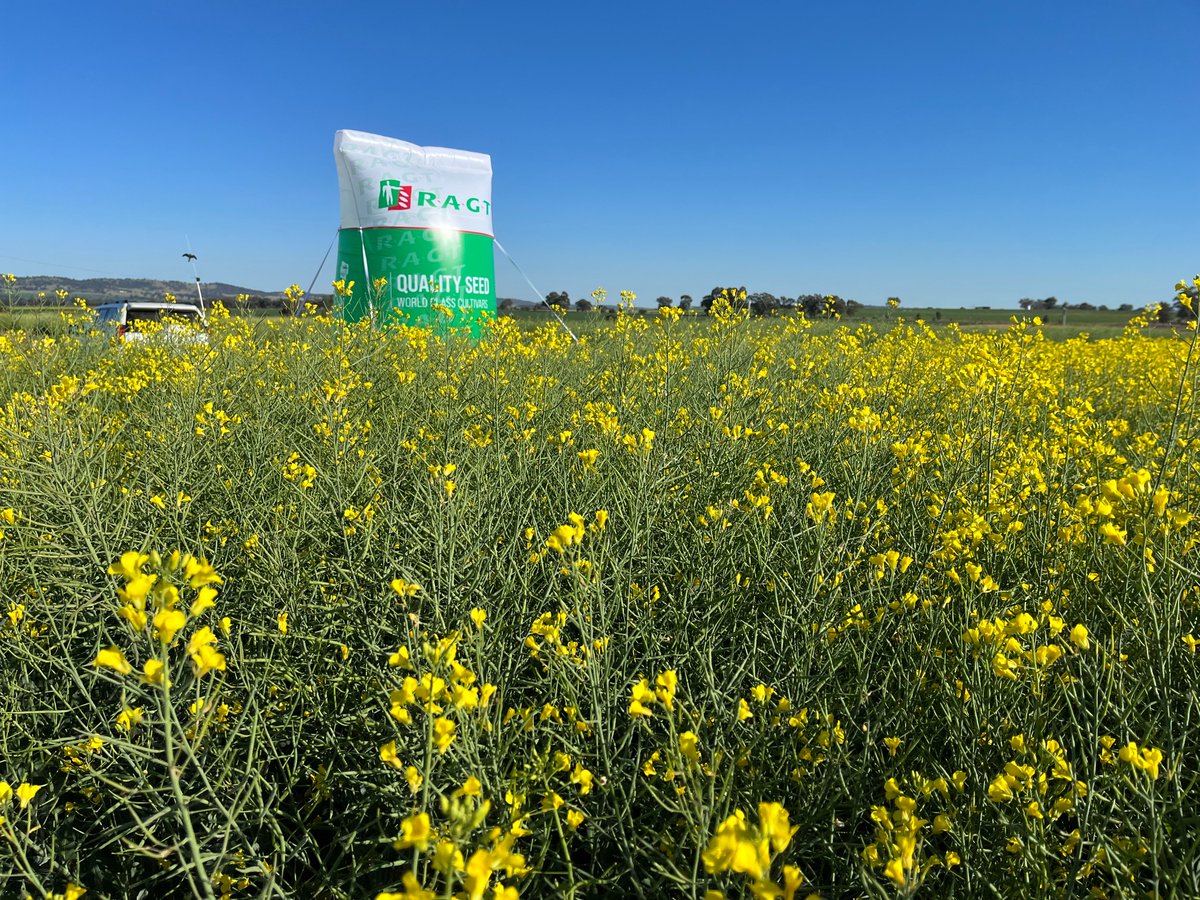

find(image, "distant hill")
[7,276,556,312]
[7,275,284,306]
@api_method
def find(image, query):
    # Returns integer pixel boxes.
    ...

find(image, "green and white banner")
[333,130,496,333]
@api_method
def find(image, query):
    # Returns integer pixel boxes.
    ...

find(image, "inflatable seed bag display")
[333,130,496,333]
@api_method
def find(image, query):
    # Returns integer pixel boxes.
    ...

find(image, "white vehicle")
[94,301,207,343]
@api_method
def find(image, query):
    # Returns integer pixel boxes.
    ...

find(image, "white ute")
[94,301,208,344]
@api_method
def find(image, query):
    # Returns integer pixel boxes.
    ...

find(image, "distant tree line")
[529,288,870,318]
[1019,294,1196,322]
[502,286,1200,324]
[696,288,863,318]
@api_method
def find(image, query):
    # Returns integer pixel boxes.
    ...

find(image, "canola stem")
[162,662,218,900]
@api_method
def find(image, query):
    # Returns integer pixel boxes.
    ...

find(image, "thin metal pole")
[493,239,578,343]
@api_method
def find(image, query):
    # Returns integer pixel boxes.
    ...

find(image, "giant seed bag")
[333,130,496,333]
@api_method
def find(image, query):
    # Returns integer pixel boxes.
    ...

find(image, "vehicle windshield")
[126,307,201,323]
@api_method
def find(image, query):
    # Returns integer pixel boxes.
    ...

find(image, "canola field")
[0,289,1198,899]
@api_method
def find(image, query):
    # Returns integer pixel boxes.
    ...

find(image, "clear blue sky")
[3,1,1196,307]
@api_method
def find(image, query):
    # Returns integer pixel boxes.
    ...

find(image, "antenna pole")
[184,235,206,314]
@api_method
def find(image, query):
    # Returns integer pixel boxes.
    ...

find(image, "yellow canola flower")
[987,774,1014,802]
[569,763,594,795]
[0,781,10,804]
[679,731,700,765]
[758,802,797,853]
[16,783,43,809]
[432,839,463,874]
[781,865,807,900]
[391,578,421,599]
[394,812,433,850]
[186,626,217,655]
[433,717,457,753]
[277,612,289,635]
[405,766,423,794]
[183,556,222,589]
[470,608,487,630]
[380,740,403,771]
[116,707,144,733]
[702,809,770,880]
[1118,742,1164,779]
[156,582,181,612]
[190,641,226,678]
[884,857,906,887]
[153,608,186,644]
[629,677,655,718]
[454,776,483,798]
[463,847,496,900]
[389,646,414,669]
[190,586,218,618]
[142,659,166,686]
[1069,624,1090,650]
[390,690,414,725]
[93,646,132,675]
[108,551,150,583]
[376,872,435,900]
[655,670,677,710]
[451,683,479,711]
[118,574,156,607]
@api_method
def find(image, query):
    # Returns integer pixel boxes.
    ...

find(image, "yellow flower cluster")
[963,605,1090,681]
[628,669,677,718]
[1117,741,1165,780]
[387,628,497,755]
[281,451,317,488]
[381,788,527,900]
[523,610,608,669]
[527,509,607,563]
[702,802,805,898]
[96,551,226,682]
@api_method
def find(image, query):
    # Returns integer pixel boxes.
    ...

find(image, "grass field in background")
[0,300,1169,339]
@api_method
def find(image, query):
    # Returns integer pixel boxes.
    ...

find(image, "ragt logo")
[377,180,492,215]
[378,180,413,211]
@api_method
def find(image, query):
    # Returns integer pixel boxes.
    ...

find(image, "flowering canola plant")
[0,280,1197,897]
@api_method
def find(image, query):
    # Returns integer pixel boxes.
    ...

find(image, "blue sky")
[3,1,1196,307]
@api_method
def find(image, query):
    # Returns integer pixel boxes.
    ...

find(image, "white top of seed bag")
[334,130,493,236]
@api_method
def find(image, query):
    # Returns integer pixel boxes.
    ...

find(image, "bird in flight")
[182,252,197,261]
